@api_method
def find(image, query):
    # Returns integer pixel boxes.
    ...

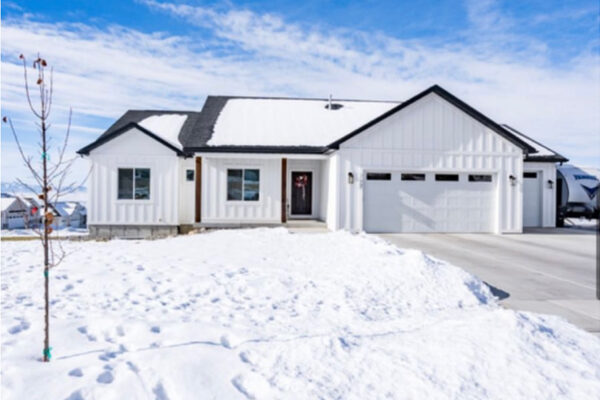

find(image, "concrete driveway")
[378,226,600,336]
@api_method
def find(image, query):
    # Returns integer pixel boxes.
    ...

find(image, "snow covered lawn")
[1,227,88,239]
[2,228,599,399]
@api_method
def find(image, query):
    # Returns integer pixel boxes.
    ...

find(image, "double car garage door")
[364,171,496,233]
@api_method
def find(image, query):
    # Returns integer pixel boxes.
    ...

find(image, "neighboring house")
[1,196,29,229]
[77,85,567,238]
[54,201,87,228]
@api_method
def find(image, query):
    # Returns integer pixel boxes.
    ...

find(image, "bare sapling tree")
[3,54,84,362]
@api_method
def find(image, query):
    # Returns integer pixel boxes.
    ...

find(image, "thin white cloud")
[1,0,599,186]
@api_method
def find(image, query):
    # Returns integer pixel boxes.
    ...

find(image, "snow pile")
[2,229,599,399]
[209,99,398,147]
[138,114,187,150]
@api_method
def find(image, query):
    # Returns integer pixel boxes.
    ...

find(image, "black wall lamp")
[547,179,554,189]
[348,172,354,184]
[509,175,516,186]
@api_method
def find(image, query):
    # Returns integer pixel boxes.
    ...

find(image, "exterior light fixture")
[509,175,516,186]
[348,172,354,184]
[547,179,554,189]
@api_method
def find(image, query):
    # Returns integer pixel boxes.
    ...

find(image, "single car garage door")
[522,171,542,227]
[364,172,496,233]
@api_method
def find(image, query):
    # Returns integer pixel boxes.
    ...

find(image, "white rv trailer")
[556,164,599,225]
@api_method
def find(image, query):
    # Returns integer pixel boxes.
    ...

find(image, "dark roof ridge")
[205,94,402,103]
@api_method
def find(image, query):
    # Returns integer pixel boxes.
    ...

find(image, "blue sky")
[1,0,599,184]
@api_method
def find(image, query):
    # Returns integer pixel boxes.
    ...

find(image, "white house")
[77,85,567,238]
[1,196,29,229]
[54,201,87,228]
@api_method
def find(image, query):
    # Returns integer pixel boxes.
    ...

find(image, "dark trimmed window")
[435,174,459,182]
[227,169,260,201]
[523,172,538,179]
[401,173,426,181]
[186,169,195,181]
[468,174,492,182]
[118,168,150,200]
[366,173,391,181]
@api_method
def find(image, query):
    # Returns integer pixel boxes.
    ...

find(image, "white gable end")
[92,127,179,157]
[341,92,522,156]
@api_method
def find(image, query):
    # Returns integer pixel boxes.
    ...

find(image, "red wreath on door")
[295,174,309,200]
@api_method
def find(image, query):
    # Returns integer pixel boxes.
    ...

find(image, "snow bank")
[2,229,599,399]
[138,114,187,150]
[209,99,398,147]
[1,227,88,238]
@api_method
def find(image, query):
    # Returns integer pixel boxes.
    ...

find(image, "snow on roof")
[501,125,557,157]
[54,201,79,217]
[208,99,399,147]
[1,197,15,212]
[138,114,188,150]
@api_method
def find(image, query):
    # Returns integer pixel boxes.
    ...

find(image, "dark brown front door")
[291,171,312,215]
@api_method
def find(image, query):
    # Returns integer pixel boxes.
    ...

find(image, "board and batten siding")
[524,161,557,227]
[201,157,281,223]
[335,92,524,233]
[87,128,180,226]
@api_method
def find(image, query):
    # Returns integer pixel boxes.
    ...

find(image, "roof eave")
[185,146,329,154]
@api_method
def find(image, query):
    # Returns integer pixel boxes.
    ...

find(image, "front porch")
[193,154,331,227]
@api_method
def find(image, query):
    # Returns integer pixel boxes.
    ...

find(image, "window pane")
[435,174,459,182]
[469,174,492,182]
[134,168,151,199]
[366,173,391,180]
[186,169,195,181]
[523,172,537,179]
[118,168,133,199]
[244,169,260,201]
[227,169,243,200]
[401,173,425,181]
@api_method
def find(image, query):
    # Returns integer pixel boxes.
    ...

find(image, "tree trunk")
[42,114,50,362]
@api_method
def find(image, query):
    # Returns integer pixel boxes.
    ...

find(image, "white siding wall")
[336,92,524,233]
[179,158,196,224]
[202,157,281,223]
[524,161,557,227]
[326,154,340,230]
[319,158,329,221]
[88,128,180,226]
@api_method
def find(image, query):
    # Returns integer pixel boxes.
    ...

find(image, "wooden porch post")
[195,157,202,223]
[281,158,287,223]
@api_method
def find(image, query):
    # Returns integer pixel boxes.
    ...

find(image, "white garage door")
[364,172,496,233]
[522,171,542,227]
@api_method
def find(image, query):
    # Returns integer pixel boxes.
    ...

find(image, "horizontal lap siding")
[202,157,281,223]
[337,92,523,233]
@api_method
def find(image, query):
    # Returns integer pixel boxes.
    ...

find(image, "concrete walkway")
[378,227,600,336]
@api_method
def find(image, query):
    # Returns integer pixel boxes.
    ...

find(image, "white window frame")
[116,167,152,201]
